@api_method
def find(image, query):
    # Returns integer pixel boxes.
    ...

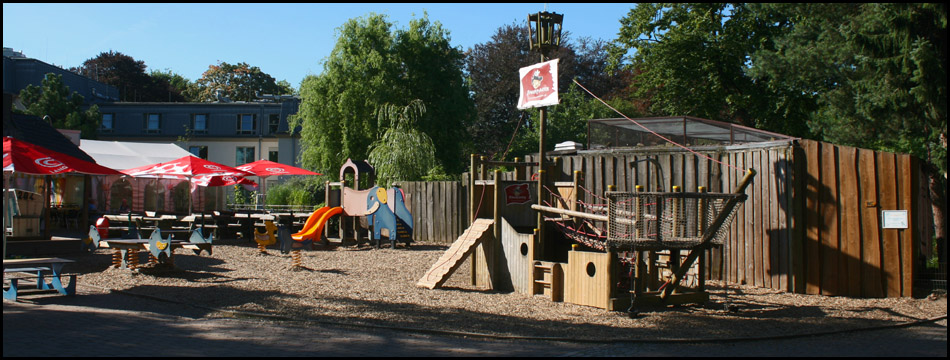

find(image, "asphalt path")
[3,287,946,357]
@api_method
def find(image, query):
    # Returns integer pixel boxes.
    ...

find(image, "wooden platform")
[416,219,494,289]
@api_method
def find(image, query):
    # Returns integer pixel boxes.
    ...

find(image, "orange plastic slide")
[293,207,331,238]
[292,206,343,241]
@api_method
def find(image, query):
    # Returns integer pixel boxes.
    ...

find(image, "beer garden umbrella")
[4,136,123,176]
[121,155,252,213]
[4,136,124,257]
[234,159,322,206]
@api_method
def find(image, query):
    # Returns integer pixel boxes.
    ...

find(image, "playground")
[58,235,944,341]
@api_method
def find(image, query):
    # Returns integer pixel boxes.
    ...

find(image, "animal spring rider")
[254,220,278,254]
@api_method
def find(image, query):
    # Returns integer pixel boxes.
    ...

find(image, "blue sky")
[3,3,635,89]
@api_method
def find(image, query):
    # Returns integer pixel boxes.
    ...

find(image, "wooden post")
[514,157,523,180]
[670,186,682,278]
[635,185,644,240]
[537,169,546,259]
[698,186,708,292]
[492,169,502,287]
[470,154,477,223]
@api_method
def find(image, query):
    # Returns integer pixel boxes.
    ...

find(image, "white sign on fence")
[881,210,908,229]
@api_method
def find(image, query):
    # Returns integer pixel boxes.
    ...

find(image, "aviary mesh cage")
[606,191,746,250]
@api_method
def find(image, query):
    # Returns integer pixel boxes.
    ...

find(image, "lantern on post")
[527,11,564,58]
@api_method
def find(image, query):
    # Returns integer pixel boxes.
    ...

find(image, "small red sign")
[505,183,532,205]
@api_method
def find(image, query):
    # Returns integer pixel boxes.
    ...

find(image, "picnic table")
[3,257,77,301]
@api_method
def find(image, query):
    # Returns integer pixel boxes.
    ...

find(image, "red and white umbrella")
[121,156,253,212]
[235,159,321,204]
[3,136,123,176]
[192,174,258,187]
[121,155,251,178]
[235,159,322,178]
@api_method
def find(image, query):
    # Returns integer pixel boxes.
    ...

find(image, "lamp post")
[527,11,563,258]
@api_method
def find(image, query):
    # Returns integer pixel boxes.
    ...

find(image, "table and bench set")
[3,257,77,301]
[3,224,216,301]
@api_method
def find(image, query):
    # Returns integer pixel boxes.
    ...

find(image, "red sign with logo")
[517,59,560,109]
[505,183,532,205]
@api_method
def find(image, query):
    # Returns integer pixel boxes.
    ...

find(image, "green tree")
[749,3,947,264]
[72,50,183,102]
[368,100,438,186]
[394,14,473,174]
[150,69,200,102]
[610,3,810,137]
[465,20,633,161]
[195,61,291,102]
[507,83,639,161]
[292,13,473,175]
[18,73,101,138]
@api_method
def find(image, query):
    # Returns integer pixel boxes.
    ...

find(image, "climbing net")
[540,184,611,251]
[606,191,745,250]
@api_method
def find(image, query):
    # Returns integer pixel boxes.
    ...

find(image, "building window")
[192,114,208,134]
[236,146,255,165]
[268,114,280,134]
[145,113,161,133]
[101,113,114,132]
[237,114,256,134]
[189,145,208,159]
[268,150,279,162]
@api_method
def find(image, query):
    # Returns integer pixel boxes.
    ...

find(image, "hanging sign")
[517,59,559,109]
[505,183,532,205]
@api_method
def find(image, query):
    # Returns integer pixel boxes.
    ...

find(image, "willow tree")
[368,100,438,186]
[291,12,472,176]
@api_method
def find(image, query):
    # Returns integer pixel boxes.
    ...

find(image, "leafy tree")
[507,83,640,161]
[749,3,947,264]
[368,100,439,186]
[464,22,538,161]
[609,3,811,137]
[150,69,200,102]
[18,73,101,138]
[195,61,291,102]
[393,14,473,174]
[465,20,631,161]
[72,50,183,102]
[292,13,473,175]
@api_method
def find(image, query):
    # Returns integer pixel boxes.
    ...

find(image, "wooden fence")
[393,181,466,244]
[395,138,927,298]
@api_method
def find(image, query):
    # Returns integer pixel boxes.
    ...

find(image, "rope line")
[498,111,527,162]
[572,78,744,173]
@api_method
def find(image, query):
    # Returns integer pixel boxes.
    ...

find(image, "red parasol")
[3,136,122,175]
[121,156,253,212]
[192,174,258,187]
[121,155,251,178]
[235,159,322,177]
[235,159,322,206]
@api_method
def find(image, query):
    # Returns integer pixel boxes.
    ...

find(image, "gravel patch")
[73,239,947,341]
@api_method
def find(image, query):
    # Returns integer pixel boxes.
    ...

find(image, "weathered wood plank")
[898,154,916,297]
[819,142,839,295]
[858,149,884,297]
[878,152,901,297]
[750,151,769,287]
[804,140,822,295]
[839,146,862,297]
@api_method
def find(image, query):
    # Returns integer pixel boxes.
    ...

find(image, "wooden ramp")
[416,218,494,289]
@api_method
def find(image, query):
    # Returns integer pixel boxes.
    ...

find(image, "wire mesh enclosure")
[606,191,746,250]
